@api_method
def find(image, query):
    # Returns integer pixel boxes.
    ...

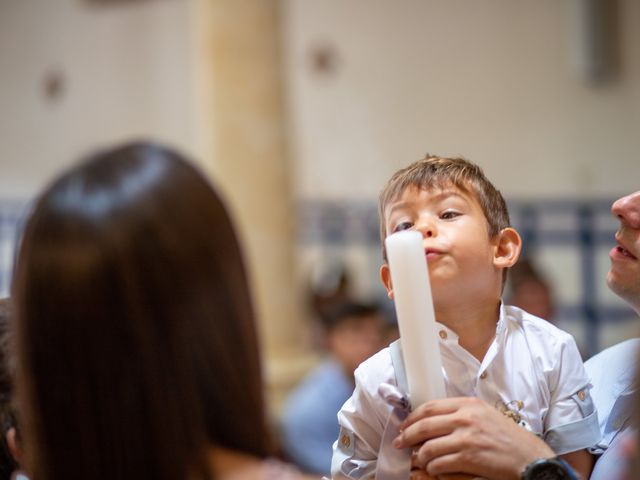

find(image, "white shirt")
[584,338,639,452]
[332,304,601,479]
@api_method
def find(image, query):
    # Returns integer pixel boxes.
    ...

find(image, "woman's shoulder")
[215,454,316,480]
[261,458,317,480]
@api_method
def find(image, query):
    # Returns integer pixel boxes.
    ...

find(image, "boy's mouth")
[425,248,444,261]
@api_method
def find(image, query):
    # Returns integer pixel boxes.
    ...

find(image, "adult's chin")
[607,269,640,313]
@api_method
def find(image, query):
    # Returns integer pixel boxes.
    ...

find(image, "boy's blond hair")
[378,155,511,262]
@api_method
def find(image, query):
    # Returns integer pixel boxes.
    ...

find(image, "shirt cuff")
[543,409,601,454]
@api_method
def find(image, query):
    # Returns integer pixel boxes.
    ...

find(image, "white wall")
[283,0,640,200]
[0,0,193,198]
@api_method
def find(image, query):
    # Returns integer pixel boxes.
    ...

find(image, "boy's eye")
[393,221,413,233]
[440,210,461,220]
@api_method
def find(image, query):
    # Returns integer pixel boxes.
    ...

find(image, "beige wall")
[282,0,640,200]
[282,0,640,351]
[0,0,194,197]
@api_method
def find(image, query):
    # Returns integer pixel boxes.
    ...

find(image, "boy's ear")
[380,264,394,299]
[493,227,522,269]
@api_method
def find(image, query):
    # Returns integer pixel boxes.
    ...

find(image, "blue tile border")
[297,197,637,356]
[0,200,27,297]
[1,196,636,356]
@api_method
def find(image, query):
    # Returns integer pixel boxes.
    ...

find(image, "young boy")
[331,156,600,479]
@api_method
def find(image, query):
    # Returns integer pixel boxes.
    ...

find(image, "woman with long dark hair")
[11,142,312,480]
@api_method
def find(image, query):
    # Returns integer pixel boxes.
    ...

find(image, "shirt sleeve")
[280,362,355,475]
[281,400,336,475]
[543,334,601,454]
[584,338,640,452]
[331,351,393,480]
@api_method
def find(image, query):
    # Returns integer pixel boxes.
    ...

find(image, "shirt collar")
[434,301,506,345]
[496,301,507,338]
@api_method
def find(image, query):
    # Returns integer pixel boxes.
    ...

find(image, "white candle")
[385,230,446,408]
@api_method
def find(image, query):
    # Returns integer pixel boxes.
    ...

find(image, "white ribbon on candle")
[385,230,446,408]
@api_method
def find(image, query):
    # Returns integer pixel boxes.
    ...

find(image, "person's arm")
[559,449,593,480]
[281,403,336,475]
[542,335,600,479]
[393,397,557,479]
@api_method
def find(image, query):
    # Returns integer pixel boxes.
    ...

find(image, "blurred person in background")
[281,301,387,475]
[11,142,314,480]
[308,259,352,324]
[507,257,555,323]
[508,257,592,358]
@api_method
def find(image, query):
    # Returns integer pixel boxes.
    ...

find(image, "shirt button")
[439,330,447,340]
[577,390,586,401]
[340,434,351,448]
[479,371,488,380]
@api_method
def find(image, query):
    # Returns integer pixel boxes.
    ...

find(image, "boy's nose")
[415,219,436,238]
[611,191,640,229]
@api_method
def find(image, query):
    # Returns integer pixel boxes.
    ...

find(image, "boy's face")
[380,185,516,307]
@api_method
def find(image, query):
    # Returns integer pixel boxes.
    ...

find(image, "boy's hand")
[393,397,555,480]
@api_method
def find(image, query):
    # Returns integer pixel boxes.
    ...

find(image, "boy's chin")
[428,276,456,293]
[429,286,457,307]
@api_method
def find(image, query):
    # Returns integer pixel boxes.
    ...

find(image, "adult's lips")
[613,240,637,260]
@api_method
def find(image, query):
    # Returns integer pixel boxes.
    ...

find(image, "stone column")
[188,0,316,415]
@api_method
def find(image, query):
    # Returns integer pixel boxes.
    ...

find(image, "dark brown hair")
[12,142,269,480]
[378,155,511,262]
[319,301,381,332]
